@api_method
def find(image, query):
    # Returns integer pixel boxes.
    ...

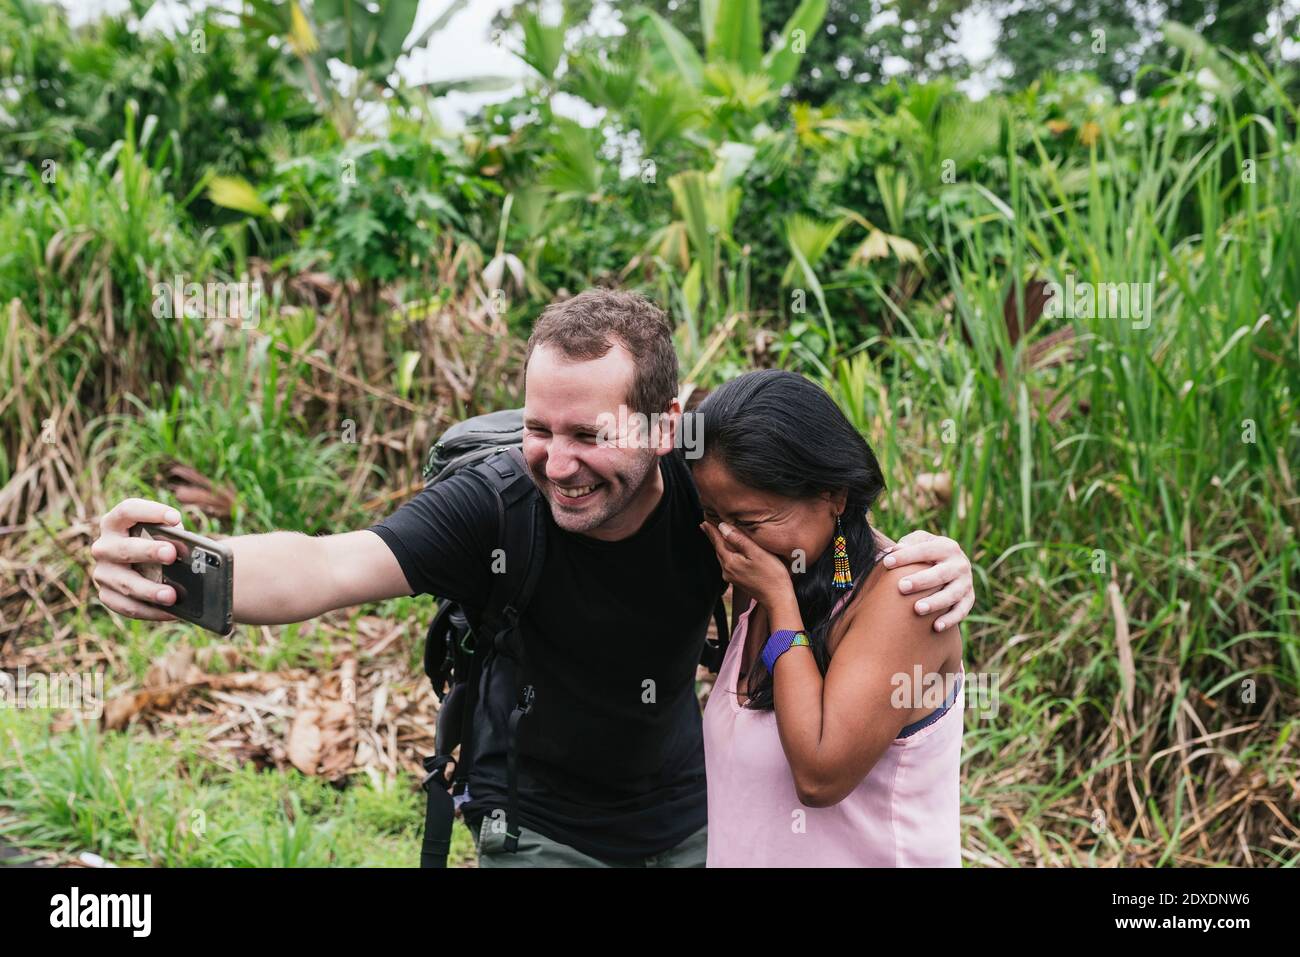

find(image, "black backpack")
[416,409,731,868]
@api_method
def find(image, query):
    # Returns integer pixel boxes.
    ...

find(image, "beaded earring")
[832,514,853,589]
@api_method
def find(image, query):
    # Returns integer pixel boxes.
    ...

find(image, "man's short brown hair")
[525,289,678,413]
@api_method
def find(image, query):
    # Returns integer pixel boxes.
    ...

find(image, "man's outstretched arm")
[90,498,412,627]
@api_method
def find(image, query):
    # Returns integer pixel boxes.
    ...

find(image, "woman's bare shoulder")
[831,560,944,653]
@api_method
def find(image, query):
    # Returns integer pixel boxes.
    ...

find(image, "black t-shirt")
[369,449,723,861]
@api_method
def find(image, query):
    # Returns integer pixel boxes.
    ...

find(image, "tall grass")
[0,103,218,374]
[819,58,1300,865]
[87,331,375,536]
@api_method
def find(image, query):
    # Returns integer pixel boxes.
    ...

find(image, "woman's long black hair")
[692,369,886,711]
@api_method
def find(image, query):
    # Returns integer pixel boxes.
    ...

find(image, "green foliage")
[239,0,506,138]
[997,0,1300,93]
[0,102,221,402]
[0,0,319,210]
[0,708,474,867]
[216,132,498,285]
[542,117,603,199]
[90,336,374,536]
[638,0,975,100]
[518,4,568,81]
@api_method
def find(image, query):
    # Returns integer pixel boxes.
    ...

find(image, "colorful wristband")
[761,629,810,675]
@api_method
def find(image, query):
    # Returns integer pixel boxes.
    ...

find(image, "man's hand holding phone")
[90,498,184,622]
[92,495,410,629]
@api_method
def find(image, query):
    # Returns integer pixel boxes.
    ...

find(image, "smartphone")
[130,523,235,635]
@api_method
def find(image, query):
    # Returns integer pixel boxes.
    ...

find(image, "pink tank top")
[702,598,964,867]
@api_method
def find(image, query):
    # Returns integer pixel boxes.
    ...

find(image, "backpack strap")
[468,448,548,656]
[468,451,546,852]
[420,448,545,867]
[701,595,730,673]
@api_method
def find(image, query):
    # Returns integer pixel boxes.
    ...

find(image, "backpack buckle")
[421,754,456,792]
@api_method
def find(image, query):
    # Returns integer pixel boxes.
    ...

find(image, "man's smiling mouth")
[552,481,603,501]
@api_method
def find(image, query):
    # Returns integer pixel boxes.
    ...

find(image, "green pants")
[472,813,707,868]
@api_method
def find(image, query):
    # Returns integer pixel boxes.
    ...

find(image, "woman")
[693,370,964,867]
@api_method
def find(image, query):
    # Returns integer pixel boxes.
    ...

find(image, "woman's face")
[692,456,844,572]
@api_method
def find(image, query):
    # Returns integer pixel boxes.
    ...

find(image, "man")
[91,289,975,867]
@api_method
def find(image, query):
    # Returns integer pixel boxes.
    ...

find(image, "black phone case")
[131,523,235,636]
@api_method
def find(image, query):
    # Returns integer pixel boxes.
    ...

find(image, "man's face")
[522,341,663,535]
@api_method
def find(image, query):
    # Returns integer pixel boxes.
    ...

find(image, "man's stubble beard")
[535,447,661,535]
